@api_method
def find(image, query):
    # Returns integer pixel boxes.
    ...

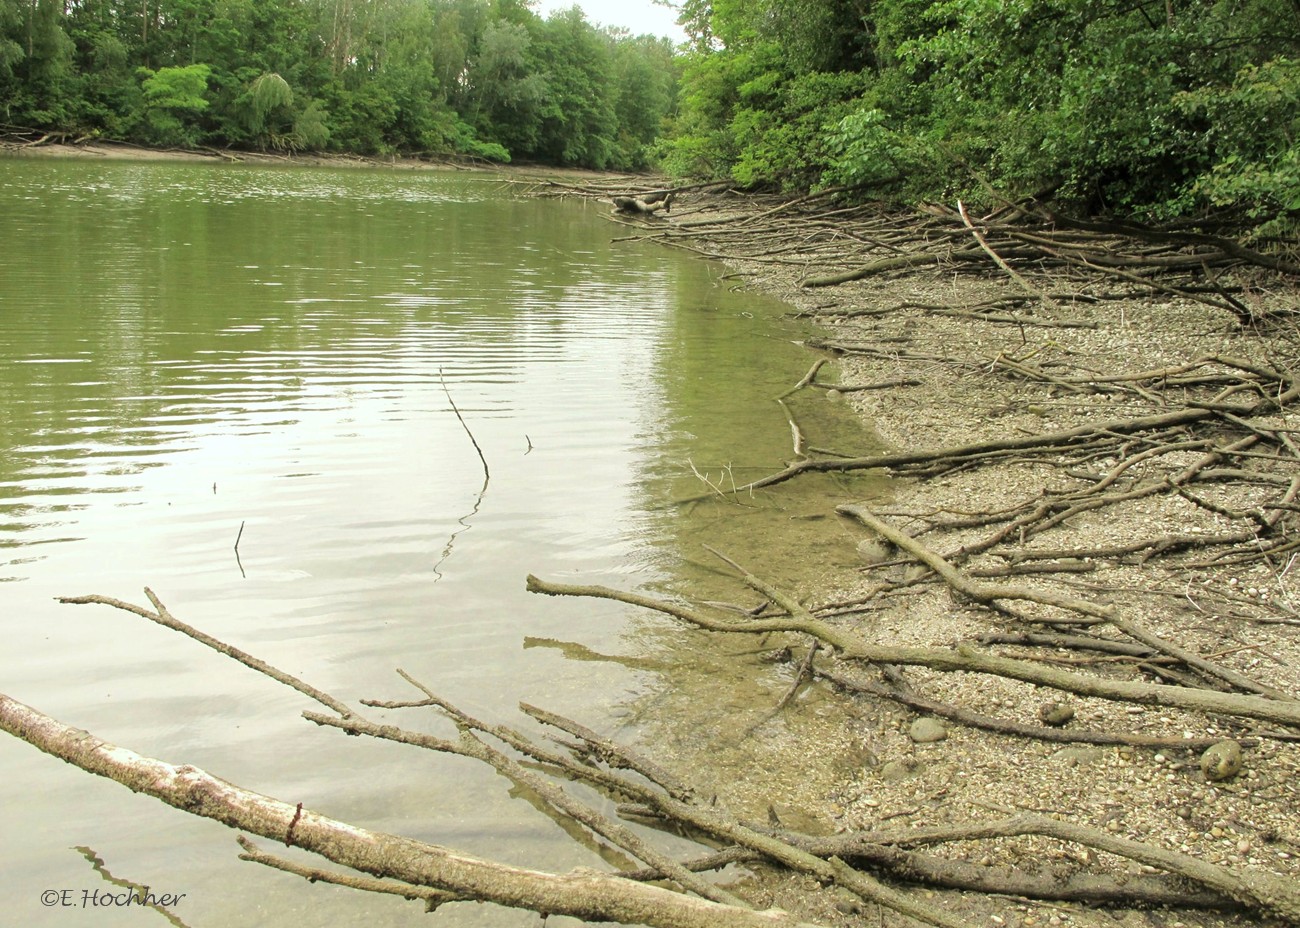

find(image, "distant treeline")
[0,0,678,169]
[4,0,1299,229]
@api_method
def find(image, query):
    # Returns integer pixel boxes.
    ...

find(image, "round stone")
[1037,701,1075,727]
[880,757,924,782]
[909,717,948,743]
[856,538,892,564]
[1199,740,1243,782]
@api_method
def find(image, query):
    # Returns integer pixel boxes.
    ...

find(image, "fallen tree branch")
[57,589,974,927]
[838,502,1292,698]
[878,813,1300,921]
[622,841,1240,910]
[520,702,694,801]
[674,405,1218,504]
[0,694,818,928]
[613,192,676,216]
[319,702,969,928]
[814,661,1250,750]
[236,836,464,910]
[58,591,354,718]
[958,200,1061,314]
[800,252,954,287]
[836,504,1116,621]
[308,698,745,907]
[525,574,1300,727]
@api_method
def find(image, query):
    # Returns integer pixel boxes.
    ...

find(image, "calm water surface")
[0,158,880,927]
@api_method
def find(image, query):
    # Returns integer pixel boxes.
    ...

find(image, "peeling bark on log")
[0,693,821,928]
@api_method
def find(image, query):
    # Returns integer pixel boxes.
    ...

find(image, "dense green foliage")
[658,0,1300,227]
[5,0,1298,226]
[0,0,678,167]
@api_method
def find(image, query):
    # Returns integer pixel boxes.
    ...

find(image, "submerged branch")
[525,574,1300,728]
[440,367,490,483]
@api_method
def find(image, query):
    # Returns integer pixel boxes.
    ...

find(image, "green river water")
[0,157,881,927]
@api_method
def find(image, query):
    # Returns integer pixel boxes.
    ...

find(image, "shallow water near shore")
[0,157,882,926]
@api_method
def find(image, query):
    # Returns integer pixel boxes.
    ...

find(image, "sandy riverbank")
[0,139,648,187]
[2,137,458,168]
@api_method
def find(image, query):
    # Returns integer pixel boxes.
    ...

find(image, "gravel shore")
[637,192,1300,928]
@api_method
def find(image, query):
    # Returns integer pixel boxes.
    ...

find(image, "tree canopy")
[0,0,679,168]
[3,0,1298,229]
[657,0,1300,231]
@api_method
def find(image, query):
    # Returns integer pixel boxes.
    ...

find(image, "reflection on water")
[0,158,881,927]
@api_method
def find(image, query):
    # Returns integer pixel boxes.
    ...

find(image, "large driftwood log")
[0,693,819,928]
[41,591,968,928]
[613,191,676,216]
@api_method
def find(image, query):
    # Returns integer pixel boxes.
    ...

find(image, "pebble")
[1037,701,1075,726]
[909,718,948,743]
[856,538,891,564]
[1052,746,1107,766]
[880,757,924,782]
[1200,740,1244,782]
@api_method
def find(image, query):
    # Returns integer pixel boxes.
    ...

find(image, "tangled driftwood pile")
[537,179,1300,926]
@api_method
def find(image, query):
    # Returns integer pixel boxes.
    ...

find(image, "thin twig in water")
[433,370,492,581]
[776,397,807,457]
[233,520,246,578]
[688,458,726,498]
[432,491,486,581]
[746,639,820,735]
[439,368,490,483]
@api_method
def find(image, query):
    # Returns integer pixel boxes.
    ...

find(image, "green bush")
[139,63,211,147]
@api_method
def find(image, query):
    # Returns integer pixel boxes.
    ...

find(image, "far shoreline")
[1,139,658,186]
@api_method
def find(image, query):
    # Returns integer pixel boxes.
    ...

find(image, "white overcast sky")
[531,0,686,40]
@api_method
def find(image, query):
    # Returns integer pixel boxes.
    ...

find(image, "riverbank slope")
[621,187,1300,928]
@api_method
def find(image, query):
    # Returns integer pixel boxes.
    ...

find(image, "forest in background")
[2,0,1299,231]
[0,0,679,168]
